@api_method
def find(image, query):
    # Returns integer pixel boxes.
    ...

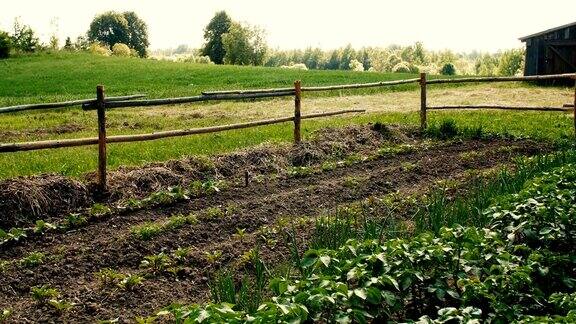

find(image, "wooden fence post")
[294,80,302,144]
[573,75,576,140]
[96,85,107,192]
[420,72,427,132]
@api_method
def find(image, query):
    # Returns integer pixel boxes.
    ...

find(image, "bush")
[280,63,308,70]
[112,43,132,57]
[440,62,456,75]
[392,62,411,73]
[90,43,111,56]
[349,59,364,72]
[0,31,11,59]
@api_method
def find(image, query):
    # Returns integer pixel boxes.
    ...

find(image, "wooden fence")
[0,72,575,191]
[418,72,576,132]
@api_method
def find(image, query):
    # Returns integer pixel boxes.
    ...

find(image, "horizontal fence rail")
[301,78,420,92]
[98,91,296,109]
[427,105,573,112]
[0,109,365,153]
[427,73,576,84]
[0,94,146,114]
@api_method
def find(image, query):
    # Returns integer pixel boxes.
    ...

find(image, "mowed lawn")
[0,53,574,179]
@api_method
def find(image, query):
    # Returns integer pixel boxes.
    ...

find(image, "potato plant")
[157,163,576,323]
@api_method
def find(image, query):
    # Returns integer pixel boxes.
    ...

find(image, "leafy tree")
[0,31,11,59]
[11,19,40,53]
[222,22,267,66]
[49,35,59,50]
[63,37,73,50]
[440,62,456,75]
[325,50,340,70]
[497,49,524,76]
[201,11,232,64]
[475,54,498,75]
[413,42,427,65]
[88,12,128,49]
[73,36,90,51]
[339,44,355,70]
[88,11,149,57]
[123,11,149,57]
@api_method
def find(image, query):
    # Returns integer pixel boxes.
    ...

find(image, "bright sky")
[2,0,575,52]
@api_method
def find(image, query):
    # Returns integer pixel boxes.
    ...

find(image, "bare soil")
[0,128,549,322]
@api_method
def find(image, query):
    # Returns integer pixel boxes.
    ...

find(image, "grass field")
[0,52,420,106]
[0,52,574,179]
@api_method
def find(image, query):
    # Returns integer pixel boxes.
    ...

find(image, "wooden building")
[520,22,576,76]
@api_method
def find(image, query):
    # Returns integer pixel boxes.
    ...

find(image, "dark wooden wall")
[524,26,576,76]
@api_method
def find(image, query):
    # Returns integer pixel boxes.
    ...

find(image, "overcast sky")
[2,0,575,52]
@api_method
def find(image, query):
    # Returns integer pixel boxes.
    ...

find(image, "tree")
[123,11,149,57]
[440,63,456,75]
[63,37,73,50]
[222,22,268,66]
[497,49,524,76]
[12,19,40,52]
[201,11,232,64]
[87,11,149,57]
[0,31,11,59]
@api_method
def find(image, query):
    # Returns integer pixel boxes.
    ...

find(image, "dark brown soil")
[0,131,549,322]
[0,124,416,229]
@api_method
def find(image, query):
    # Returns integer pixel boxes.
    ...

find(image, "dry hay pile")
[0,175,91,229]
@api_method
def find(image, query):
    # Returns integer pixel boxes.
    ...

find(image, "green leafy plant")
[30,285,59,304]
[33,220,57,234]
[20,252,45,268]
[65,213,87,228]
[118,274,144,291]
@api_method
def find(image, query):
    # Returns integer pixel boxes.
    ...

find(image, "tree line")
[0,10,525,76]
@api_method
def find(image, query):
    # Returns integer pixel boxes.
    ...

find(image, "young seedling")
[95,268,125,286]
[233,228,247,242]
[20,252,45,268]
[131,222,162,241]
[0,309,12,321]
[90,203,112,216]
[204,250,223,264]
[48,299,75,312]
[118,274,144,291]
[172,247,191,264]
[30,285,59,304]
[141,253,172,273]
[66,213,87,228]
[204,207,224,220]
[33,220,57,234]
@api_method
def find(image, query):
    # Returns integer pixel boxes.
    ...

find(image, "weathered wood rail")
[418,72,576,134]
[1,72,575,191]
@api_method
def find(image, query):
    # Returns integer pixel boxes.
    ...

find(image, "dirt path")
[0,138,547,322]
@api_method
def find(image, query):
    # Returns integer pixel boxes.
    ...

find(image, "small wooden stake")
[96,85,107,192]
[420,73,427,132]
[294,80,302,144]
[244,170,249,187]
